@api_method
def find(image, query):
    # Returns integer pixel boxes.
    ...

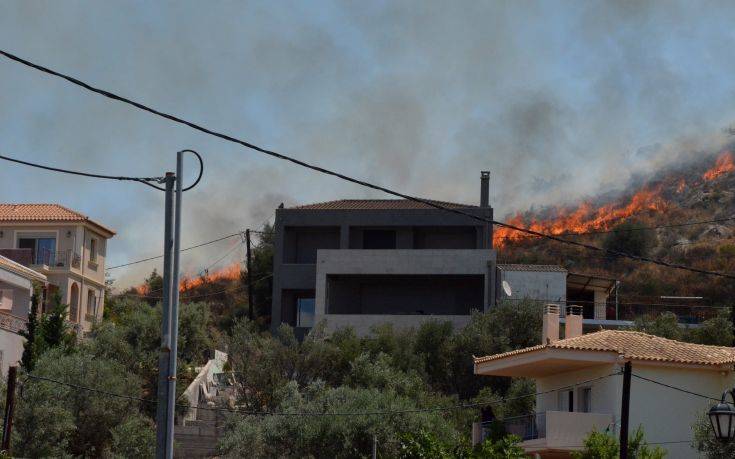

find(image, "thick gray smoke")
[1,1,735,288]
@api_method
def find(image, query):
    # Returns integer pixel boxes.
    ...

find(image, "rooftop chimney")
[542,304,560,344]
[565,305,583,339]
[480,171,490,208]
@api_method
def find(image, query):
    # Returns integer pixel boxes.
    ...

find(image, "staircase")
[173,393,227,458]
[173,350,233,458]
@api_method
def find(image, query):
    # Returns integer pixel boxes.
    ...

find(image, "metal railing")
[0,248,80,269]
[482,412,546,442]
[0,311,27,334]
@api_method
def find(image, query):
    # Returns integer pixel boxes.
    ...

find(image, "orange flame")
[494,186,668,247]
[703,151,735,181]
[179,263,241,292]
[676,178,686,193]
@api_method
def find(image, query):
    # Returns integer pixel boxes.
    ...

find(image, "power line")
[23,371,619,417]
[106,232,244,270]
[631,373,721,402]
[0,153,166,190]
[494,215,735,241]
[2,49,734,280]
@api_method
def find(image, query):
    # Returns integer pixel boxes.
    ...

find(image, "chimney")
[480,171,490,208]
[542,304,560,344]
[565,305,583,339]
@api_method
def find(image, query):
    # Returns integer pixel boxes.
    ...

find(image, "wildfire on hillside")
[494,150,735,248]
[179,263,241,292]
[132,262,242,295]
[703,151,735,181]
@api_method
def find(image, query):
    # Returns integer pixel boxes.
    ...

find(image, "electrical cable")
[494,215,735,241]
[0,153,165,190]
[106,231,243,270]
[1,49,733,279]
[22,371,619,417]
[630,373,722,402]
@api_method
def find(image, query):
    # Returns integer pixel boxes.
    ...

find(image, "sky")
[2,1,735,288]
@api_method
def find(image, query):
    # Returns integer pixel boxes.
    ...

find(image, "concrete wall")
[320,314,472,336]
[496,269,567,305]
[0,329,24,376]
[312,249,495,333]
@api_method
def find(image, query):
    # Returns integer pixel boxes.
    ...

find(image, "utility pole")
[1,366,17,452]
[246,228,254,320]
[620,361,632,459]
[155,172,175,459]
[372,434,377,459]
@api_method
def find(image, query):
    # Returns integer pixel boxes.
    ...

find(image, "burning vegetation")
[494,150,735,248]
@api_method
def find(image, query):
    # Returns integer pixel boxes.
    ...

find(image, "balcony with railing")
[0,310,27,334]
[0,248,80,271]
[482,411,614,453]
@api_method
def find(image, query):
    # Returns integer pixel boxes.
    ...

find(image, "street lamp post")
[709,389,735,442]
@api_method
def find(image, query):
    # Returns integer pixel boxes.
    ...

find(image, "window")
[87,290,97,317]
[579,387,592,413]
[0,290,12,311]
[89,238,97,262]
[297,297,315,328]
[18,237,56,265]
[558,389,574,412]
[363,230,396,249]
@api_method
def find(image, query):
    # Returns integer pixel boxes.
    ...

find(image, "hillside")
[496,149,735,305]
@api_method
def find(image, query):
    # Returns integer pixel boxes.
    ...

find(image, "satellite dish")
[502,280,512,297]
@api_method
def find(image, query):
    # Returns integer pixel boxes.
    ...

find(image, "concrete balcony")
[491,411,614,454]
[0,310,27,334]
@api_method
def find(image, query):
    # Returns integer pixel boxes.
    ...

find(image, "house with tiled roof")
[473,305,735,458]
[0,204,115,332]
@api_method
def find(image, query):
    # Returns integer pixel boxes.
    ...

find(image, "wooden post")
[246,229,254,320]
[2,366,17,452]
[620,361,632,459]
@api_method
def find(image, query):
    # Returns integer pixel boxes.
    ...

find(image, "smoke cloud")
[2,1,735,288]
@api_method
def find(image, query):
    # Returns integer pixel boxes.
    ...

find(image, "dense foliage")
[218,301,542,457]
[572,427,666,459]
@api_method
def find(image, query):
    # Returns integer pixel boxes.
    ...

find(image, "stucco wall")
[628,364,733,459]
[0,329,24,376]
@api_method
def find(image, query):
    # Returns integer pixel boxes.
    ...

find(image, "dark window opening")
[362,230,396,249]
[283,227,340,264]
[413,227,477,249]
[567,289,595,319]
[281,290,316,327]
[327,275,483,315]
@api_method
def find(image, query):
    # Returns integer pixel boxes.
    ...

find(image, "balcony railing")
[482,413,546,441]
[484,411,615,449]
[0,248,80,269]
[0,310,27,334]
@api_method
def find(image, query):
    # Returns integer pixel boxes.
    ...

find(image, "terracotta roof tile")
[291,199,477,210]
[474,330,735,367]
[0,204,115,236]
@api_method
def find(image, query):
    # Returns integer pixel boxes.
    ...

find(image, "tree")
[13,348,153,457]
[249,223,274,324]
[218,380,458,458]
[572,426,666,459]
[603,220,655,257]
[693,413,735,458]
[687,310,734,345]
[19,292,39,372]
[632,311,683,341]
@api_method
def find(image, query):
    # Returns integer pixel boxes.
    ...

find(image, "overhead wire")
[22,371,620,417]
[1,49,733,279]
[106,231,244,270]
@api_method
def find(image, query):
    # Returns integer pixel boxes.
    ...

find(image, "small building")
[0,204,115,332]
[0,254,46,375]
[473,306,735,458]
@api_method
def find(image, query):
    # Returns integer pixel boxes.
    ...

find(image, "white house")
[0,254,47,376]
[474,305,735,458]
